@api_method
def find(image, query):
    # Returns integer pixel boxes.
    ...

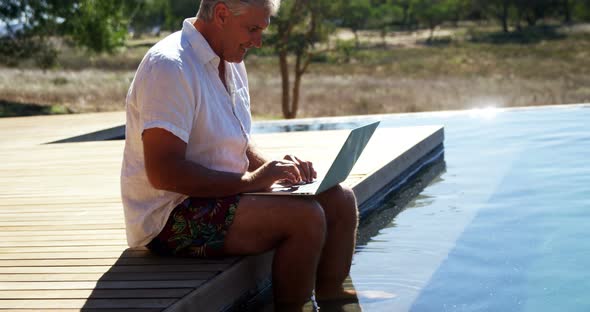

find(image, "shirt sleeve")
[135,57,195,143]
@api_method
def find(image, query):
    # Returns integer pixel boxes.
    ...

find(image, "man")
[121,0,359,310]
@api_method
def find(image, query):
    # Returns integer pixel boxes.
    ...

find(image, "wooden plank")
[0,309,161,312]
[0,213,123,220]
[0,230,125,236]
[0,298,176,309]
[0,219,125,226]
[0,264,230,274]
[0,217,125,228]
[0,236,125,242]
[0,272,215,282]
[0,288,192,299]
[0,241,127,247]
[0,111,125,147]
[0,257,237,267]
[0,246,143,253]
[0,250,150,260]
[0,280,206,290]
[0,224,125,231]
[2,308,162,312]
[0,201,121,208]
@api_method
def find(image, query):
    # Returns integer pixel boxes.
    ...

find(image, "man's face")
[219,5,270,63]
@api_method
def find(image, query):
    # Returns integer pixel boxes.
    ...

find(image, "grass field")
[1,24,589,119]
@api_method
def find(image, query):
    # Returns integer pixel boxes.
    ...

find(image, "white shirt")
[121,18,252,248]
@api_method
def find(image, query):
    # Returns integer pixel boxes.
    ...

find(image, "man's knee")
[318,185,358,222]
[286,198,327,243]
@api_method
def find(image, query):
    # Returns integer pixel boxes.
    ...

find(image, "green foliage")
[122,0,199,36]
[573,0,590,21]
[333,39,357,63]
[125,0,167,36]
[268,0,342,118]
[340,0,373,32]
[410,0,470,40]
[367,0,403,45]
[0,0,74,67]
[69,0,128,53]
[163,0,200,30]
[411,0,451,29]
[469,24,566,44]
[1,0,129,66]
[269,0,339,54]
[0,100,71,117]
[2,0,588,70]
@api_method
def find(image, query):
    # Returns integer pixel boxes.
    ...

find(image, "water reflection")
[356,158,447,250]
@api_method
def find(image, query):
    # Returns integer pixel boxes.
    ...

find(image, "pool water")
[343,105,590,311]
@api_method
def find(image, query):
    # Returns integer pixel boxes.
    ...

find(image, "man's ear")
[213,3,231,27]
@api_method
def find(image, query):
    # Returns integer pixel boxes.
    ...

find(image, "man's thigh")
[223,195,324,255]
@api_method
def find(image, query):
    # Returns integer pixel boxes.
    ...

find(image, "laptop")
[245,121,380,196]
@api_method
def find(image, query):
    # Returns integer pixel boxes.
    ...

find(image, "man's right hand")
[243,160,303,191]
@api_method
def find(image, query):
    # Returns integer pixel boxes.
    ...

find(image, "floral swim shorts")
[146,195,240,258]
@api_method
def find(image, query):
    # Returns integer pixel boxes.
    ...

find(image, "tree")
[125,0,198,38]
[411,0,452,41]
[1,0,75,67]
[367,1,403,46]
[126,0,167,37]
[163,0,200,31]
[519,0,558,27]
[1,0,129,67]
[68,0,129,53]
[392,0,414,29]
[477,0,512,32]
[562,0,572,23]
[269,0,339,119]
[340,0,372,48]
[573,0,590,21]
[446,0,471,26]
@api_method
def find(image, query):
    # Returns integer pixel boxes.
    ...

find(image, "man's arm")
[246,142,268,172]
[142,128,302,196]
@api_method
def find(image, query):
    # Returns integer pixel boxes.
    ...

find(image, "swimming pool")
[334,104,590,311]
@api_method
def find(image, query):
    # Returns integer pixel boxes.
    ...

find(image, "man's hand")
[283,155,317,183]
[243,159,306,191]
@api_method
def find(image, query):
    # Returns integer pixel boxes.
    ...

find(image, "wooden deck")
[0,112,444,311]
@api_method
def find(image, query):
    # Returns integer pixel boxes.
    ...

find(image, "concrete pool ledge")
[0,113,444,311]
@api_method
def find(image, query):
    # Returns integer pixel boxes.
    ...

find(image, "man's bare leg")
[223,195,327,310]
[313,185,359,300]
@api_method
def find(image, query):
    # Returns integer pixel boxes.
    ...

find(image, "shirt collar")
[182,17,220,66]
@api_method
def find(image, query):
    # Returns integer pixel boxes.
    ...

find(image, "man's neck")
[194,19,227,90]
[193,19,224,62]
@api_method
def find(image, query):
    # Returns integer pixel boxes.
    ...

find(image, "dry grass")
[248,71,590,118]
[0,68,134,113]
[1,24,589,119]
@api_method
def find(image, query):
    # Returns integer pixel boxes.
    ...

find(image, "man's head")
[196,0,281,63]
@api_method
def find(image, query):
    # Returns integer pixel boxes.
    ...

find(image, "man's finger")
[281,171,298,184]
[293,156,314,182]
[284,154,297,163]
[279,161,302,183]
[297,159,312,182]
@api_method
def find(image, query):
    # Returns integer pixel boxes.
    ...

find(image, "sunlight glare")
[469,106,500,119]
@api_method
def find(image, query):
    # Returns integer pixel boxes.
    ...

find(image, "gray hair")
[197,0,281,22]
